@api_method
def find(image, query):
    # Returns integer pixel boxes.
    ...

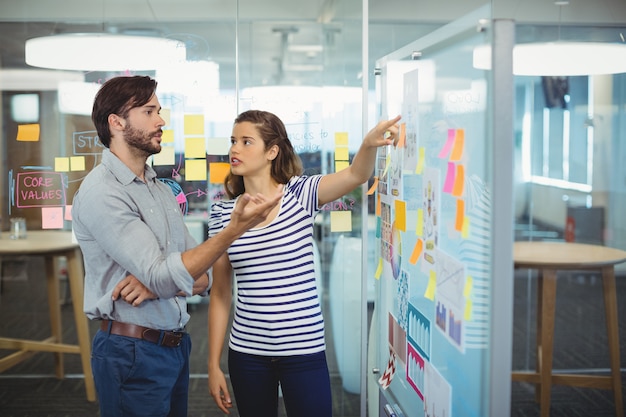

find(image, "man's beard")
[124,124,161,157]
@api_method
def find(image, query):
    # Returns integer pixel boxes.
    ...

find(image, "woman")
[208,110,400,417]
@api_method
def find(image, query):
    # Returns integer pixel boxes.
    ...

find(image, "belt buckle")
[161,331,182,347]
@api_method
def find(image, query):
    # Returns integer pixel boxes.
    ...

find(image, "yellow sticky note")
[55,157,70,172]
[335,132,349,146]
[153,146,175,166]
[462,216,470,238]
[330,211,352,232]
[161,129,174,143]
[409,239,423,265]
[394,199,406,232]
[160,108,171,126]
[185,159,207,181]
[464,276,473,297]
[367,177,379,195]
[464,299,472,320]
[41,207,64,229]
[335,160,349,172]
[207,137,231,156]
[209,162,231,184]
[382,153,391,176]
[416,208,424,237]
[70,156,86,171]
[424,270,436,300]
[184,114,204,135]
[17,124,40,141]
[415,147,425,174]
[335,147,349,161]
[185,137,206,158]
[375,258,383,280]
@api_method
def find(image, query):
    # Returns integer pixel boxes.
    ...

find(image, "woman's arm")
[317,115,401,205]
[207,254,234,414]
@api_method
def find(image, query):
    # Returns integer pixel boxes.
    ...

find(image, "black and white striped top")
[208,175,325,356]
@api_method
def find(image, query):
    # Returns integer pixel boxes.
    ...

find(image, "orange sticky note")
[209,162,231,184]
[455,199,465,231]
[397,123,406,148]
[367,177,379,195]
[17,124,40,141]
[185,159,207,181]
[409,239,423,265]
[452,164,465,197]
[450,129,464,161]
[394,199,406,232]
[376,194,381,216]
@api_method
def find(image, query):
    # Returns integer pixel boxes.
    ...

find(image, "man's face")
[123,94,165,156]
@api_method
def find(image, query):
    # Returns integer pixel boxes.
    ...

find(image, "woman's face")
[229,121,276,177]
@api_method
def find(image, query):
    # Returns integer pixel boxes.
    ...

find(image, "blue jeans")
[228,348,332,417]
[91,329,192,417]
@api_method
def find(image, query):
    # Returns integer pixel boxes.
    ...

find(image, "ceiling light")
[473,42,626,76]
[25,33,186,72]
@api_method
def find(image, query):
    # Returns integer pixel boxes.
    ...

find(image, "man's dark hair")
[91,75,158,148]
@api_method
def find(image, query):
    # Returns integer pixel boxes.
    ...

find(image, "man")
[72,75,282,417]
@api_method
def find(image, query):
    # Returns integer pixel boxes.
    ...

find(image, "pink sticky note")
[443,162,456,193]
[438,128,455,158]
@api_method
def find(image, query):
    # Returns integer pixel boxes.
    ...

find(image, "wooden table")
[512,241,626,417]
[0,230,95,402]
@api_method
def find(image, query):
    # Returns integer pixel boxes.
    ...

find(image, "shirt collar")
[101,148,157,185]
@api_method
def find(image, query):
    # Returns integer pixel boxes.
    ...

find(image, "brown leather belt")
[100,320,184,348]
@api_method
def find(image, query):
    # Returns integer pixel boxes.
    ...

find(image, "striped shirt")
[208,175,325,356]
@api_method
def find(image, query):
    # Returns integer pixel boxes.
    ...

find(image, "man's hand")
[229,186,284,232]
[112,274,157,307]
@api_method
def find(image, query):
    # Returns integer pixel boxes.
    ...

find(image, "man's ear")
[108,114,126,132]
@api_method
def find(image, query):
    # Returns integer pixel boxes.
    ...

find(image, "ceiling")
[0,0,625,89]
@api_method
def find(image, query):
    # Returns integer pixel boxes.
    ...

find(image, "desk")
[512,241,626,417]
[0,230,95,402]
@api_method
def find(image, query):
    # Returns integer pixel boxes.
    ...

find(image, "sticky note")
[207,137,231,156]
[424,270,436,300]
[450,129,464,161]
[209,162,231,184]
[185,159,207,181]
[464,276,473,297]
[42,207,64,229]
[397,123,406,148]
[415,147,425,174]
[64,205,72,221]
[367,177,379,195]
[335,160,349,172]
[161,129,174,143]
[376,216,381,238]
[464,299,472,320]
[394,200,406,232]
[375,258,383,280]
[185,137,206,158]
[409,239,423,265]
[438,129,455,158]
[335,147,349,161]
[330,211,352,232]
[54,157,70,172]
[416,208,424,236]
[452,164,465,197]
[335,132,349,146]
[462,216,470,238]
[443,162,455,193]
[160,108,171,126]
[184,114,204,135]
[382,153,391,176]
[17,124,40,141]
[70,156,85,171]
[376,194,381,216]
[455,199,465,231]
[152,146,175,166]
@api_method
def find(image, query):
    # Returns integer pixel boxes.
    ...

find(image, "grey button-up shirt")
[72,148,203,330]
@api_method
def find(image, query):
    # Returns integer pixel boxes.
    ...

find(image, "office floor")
[0,257,625,417]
